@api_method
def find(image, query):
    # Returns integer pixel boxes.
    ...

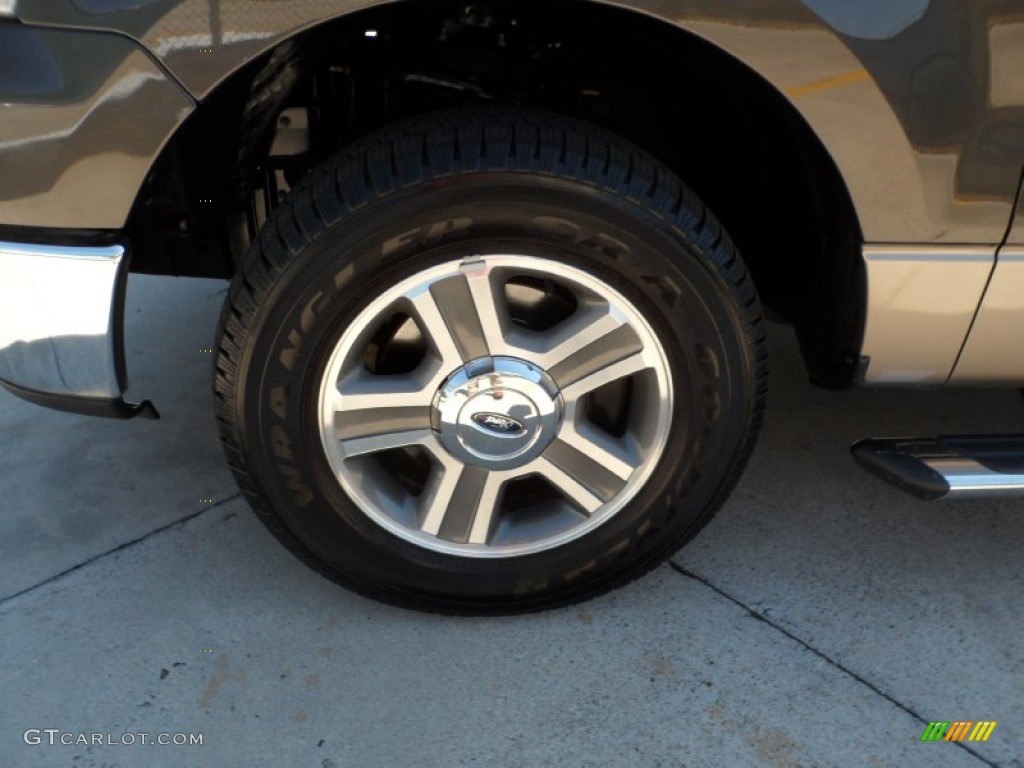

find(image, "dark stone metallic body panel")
[5,0,1024,242]
[0,23,193,229]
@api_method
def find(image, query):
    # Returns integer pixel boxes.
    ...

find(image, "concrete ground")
[1,275,1021,768]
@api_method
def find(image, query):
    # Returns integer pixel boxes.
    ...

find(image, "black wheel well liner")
[125,0,864,387]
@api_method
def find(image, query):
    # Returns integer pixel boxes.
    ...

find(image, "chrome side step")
[851,435,1024,500]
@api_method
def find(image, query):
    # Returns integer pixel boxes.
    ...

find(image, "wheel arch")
[124,0,867,386]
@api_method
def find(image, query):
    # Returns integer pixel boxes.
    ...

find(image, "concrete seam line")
[0,494,242,610]
[667,560,999,768]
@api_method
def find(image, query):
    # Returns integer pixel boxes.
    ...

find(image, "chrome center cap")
[433,357,562,469]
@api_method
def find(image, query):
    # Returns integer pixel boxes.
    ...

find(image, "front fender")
[0,22,193,230]
[8,0,1023,242]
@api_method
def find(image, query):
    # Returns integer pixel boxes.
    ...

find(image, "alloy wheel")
[317,254,674,557]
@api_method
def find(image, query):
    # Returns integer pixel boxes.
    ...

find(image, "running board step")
[851,435,1024,500]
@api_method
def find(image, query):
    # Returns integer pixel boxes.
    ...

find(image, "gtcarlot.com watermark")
[24,729,203,747]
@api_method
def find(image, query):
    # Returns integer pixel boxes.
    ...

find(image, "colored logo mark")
[471,412,526,435]
[920,721,997,742]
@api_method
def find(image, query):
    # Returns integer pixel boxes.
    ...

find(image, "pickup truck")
[2,0,1022,613]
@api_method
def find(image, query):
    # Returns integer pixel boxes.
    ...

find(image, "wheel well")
[125,0,863,387]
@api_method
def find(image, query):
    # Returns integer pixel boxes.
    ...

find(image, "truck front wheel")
[214,108,766,613]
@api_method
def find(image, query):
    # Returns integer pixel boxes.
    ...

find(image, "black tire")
[215,108,766,614]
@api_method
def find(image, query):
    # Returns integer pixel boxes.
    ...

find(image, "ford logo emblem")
[471,412,527,436]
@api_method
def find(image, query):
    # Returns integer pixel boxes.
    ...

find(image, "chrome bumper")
[0,241,157,418]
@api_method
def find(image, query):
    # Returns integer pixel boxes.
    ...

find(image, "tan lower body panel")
[859,245,994,385]
[949,245,1024,383]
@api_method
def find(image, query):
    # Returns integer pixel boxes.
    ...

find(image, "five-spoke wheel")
[318,255,673,556]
